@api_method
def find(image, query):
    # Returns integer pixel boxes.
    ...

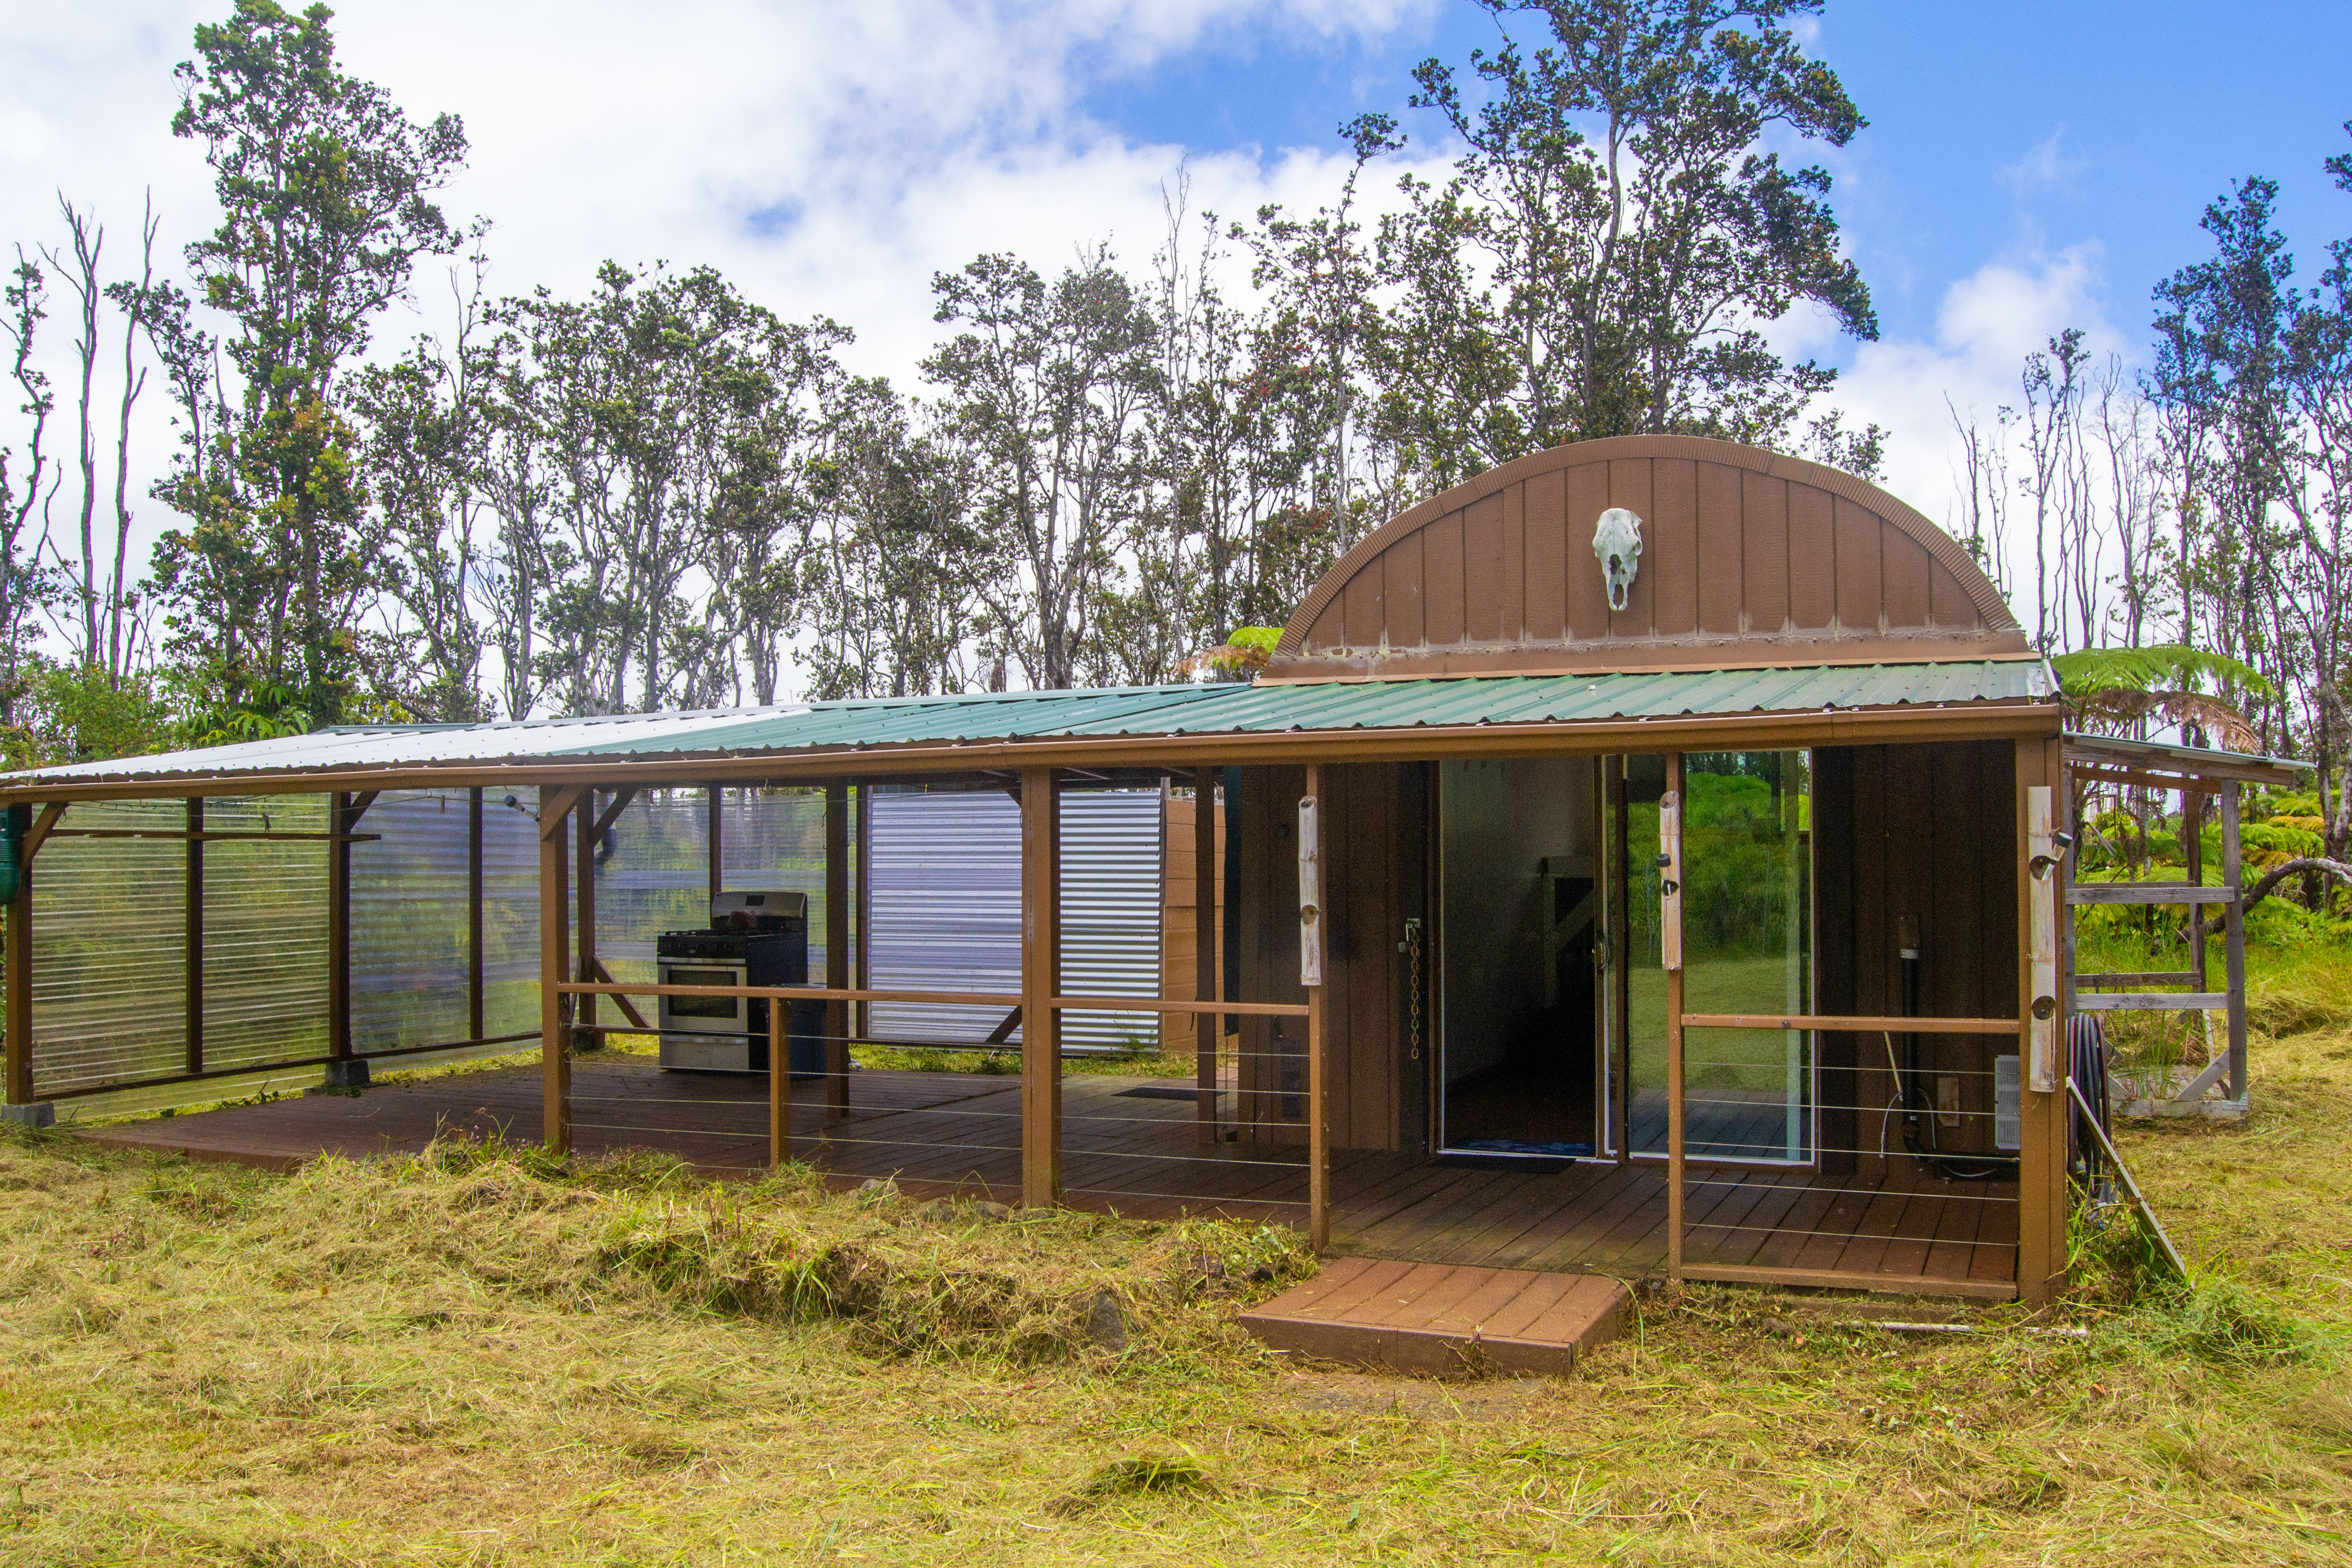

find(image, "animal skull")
[1592,508,1644,612]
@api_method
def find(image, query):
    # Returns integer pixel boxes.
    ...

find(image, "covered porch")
[81,1052,2020,1297]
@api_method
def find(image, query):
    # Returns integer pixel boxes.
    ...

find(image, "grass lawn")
[0,956,2347,1563]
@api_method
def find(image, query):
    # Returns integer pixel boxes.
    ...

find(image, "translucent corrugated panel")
[202,795,331,1072]
[481,789,541,1038]
[26,799,190,1095]
[586,788,837,988]
[352,790,473,1054]
[718,787,832,968]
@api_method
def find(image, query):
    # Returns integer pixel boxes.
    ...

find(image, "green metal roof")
[0,659,2056,794]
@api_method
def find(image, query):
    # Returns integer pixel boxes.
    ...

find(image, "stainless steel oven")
[658,961,751,1037]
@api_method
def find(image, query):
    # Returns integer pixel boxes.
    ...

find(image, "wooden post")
[467,788,485,1042]
[1607,758,1631,1161]
[855,785,872,1043]
[825,781,851,1119]
[1019,766,1061,1206]
[186,797,205,1075]
[2015,736,2069,1305]
[539,787,578,1154]
[2183,790,2207,992]
[1302,764,1328,1253]
[328,791,352,1062]
[707,784,723,902]
[576,790,598,1045]
[1194,766,1219,1145]
[770,991,789,1169]
[2220,780,2248,1102]
[5,803,32,1106]
[1662,753,1685,1281]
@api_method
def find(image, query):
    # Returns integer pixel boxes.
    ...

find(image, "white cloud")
[1998,126,2087,198]
[0,0,2141,663]
[1827,242,2132,619]
[0,0,1438,631]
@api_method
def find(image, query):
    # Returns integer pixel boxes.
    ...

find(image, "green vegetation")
[0,937,2345,1563]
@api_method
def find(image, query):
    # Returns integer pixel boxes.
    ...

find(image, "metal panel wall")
[866,787,1161,1051]
[1058,790,1166,1049]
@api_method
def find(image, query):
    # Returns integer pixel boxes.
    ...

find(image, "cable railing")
[551,980,1311,1212]
[1671,1014,2024,1298]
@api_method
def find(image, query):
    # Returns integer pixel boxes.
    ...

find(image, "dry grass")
[1,967,2349,1563]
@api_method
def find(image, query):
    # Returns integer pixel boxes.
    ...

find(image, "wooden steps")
[1240,1257,1629,1379]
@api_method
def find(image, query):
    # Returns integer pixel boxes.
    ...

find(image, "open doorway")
[1435,758,1604,1158]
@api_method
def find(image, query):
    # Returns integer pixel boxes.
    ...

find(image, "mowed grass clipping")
[0,970,2345,1562]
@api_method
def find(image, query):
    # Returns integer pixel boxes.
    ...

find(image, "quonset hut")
[10,433,2290,1316]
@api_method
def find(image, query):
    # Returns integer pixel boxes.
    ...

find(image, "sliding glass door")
[1622,750,1813,1163]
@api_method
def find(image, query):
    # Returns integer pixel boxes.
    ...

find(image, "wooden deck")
[77,1058,2017,1296]
[1239,1258,1630,1377]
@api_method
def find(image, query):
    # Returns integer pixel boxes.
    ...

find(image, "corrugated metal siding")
[1058,791,1165,1050]
[865,788,1163,1051]
[26,799,188,1094]
[865,789,1019,1045]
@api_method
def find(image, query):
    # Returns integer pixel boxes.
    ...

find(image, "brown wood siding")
[1524,467,1567,641]
[1425,511,1466,646]
[1787,480,1837,630]
[1388,529,1426,649]
[1234,763,1415,1152]
[1563,460,1613,641]
[1696,461,1744,635]
[1815,741,2021,1177]
[1650,454,1700,638]
[1464,493,1506,642]
[1273,437,2027,678]
[1833,495,1883,632]
[1742,469,1791,632]
[1159,791,1223,1052]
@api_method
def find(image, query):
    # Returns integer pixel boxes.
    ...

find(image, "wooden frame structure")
[11,436,2278,1308]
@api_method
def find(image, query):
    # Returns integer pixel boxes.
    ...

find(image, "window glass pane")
[1682,751,1812,1162]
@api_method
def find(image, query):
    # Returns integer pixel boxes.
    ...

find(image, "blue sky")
[1084,0,2352,365]
[4,0,2348,570]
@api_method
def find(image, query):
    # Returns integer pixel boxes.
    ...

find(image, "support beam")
[5,804,33,1105]
[576,789,598,1046]
[1019,766,1060,1206]
[186,797,205,1076]
[825,781,851,1119]
[2015,736,2069,1305]
[467,788,485,1042]
[770,992,788,1169]
[1663,753,1686,1282]
[706,784,723,901]
[2220,781,2248,1101]
[1195,766,1219,1145]
[539,786,580,1154]
[2183,791,2208,994]
[328,792,353,1062]
[855,784,872,1043]
[1303,764,1329,1254]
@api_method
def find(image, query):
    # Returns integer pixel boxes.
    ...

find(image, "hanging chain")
[1401,916,1424,1061]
